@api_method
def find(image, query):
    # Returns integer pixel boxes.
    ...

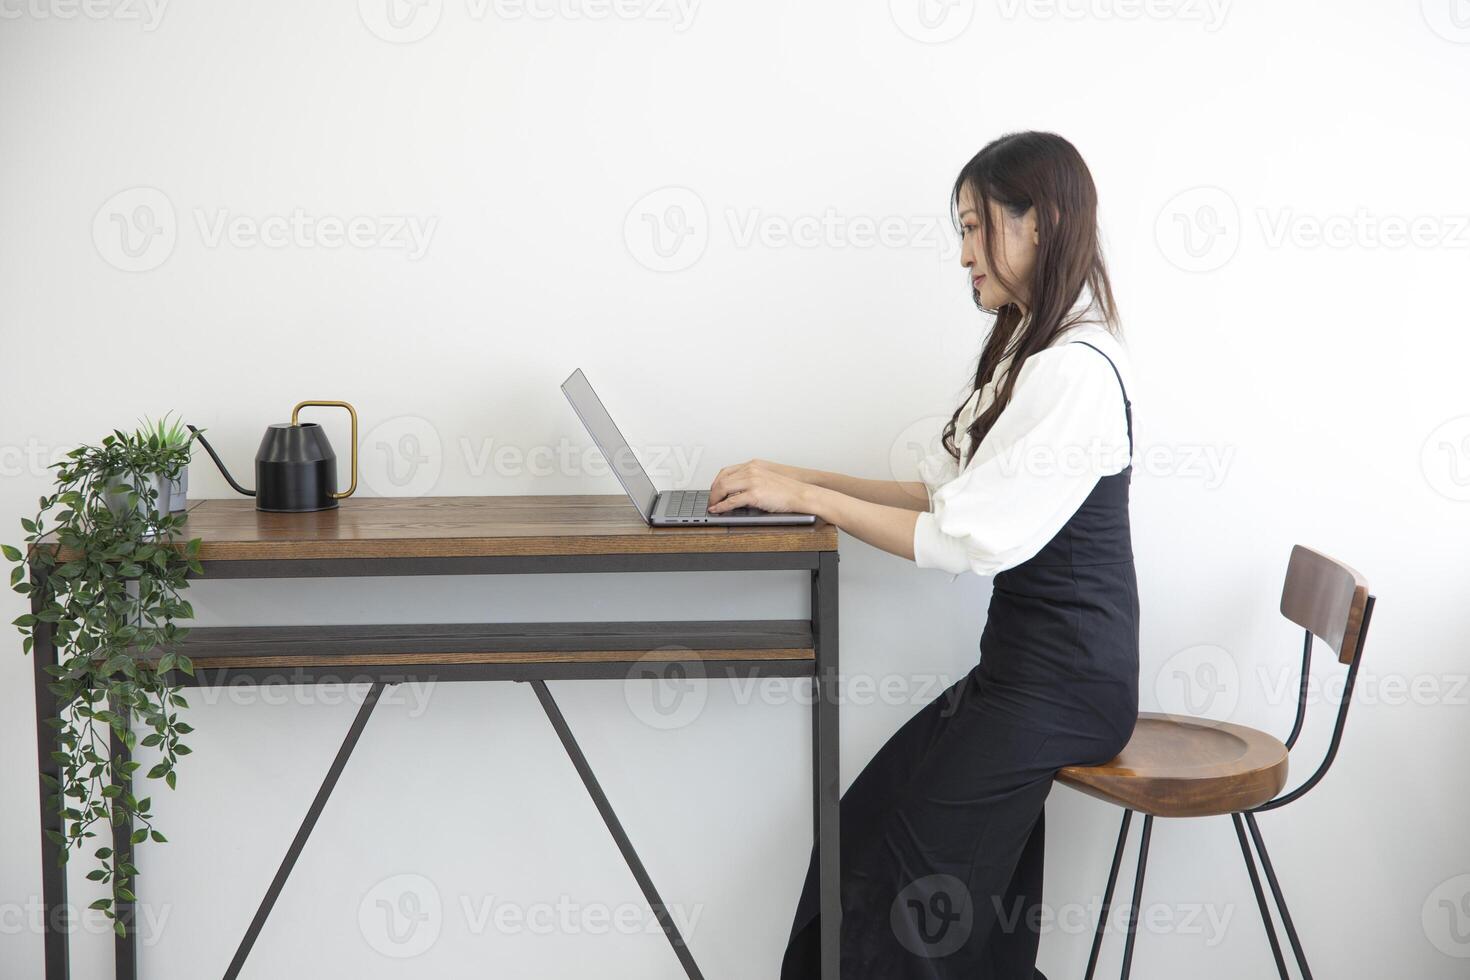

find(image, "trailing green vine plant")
[5,423,204,936]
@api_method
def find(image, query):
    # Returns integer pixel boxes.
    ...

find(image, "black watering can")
[188,400,359,513]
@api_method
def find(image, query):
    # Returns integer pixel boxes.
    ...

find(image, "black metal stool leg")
[1245,812,1314,980]
[1084,809,1133,980]
[1118,813,1152,980]
[1233,812,1289,979]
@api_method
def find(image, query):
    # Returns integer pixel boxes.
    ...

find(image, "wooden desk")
[31,495,842,979]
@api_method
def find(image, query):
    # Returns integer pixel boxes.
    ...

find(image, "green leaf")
[1,543,21,562]
[149,829,167,843]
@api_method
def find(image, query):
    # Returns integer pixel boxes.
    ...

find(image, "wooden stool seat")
[1056,711,1289,818]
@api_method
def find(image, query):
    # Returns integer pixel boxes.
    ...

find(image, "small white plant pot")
[102,472,173,539]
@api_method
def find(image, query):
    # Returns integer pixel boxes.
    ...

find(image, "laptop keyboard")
[665,490,759,519]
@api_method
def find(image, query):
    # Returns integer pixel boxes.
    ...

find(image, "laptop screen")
[561,368,659,520]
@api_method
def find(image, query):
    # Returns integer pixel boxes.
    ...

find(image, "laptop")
[561,368,818,526]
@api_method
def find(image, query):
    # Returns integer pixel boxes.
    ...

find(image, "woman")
[706,131,1140,978]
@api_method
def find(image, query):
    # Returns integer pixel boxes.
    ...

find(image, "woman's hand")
[708,459,817,514]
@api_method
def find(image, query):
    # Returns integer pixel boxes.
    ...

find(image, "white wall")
[3,1,1468,977]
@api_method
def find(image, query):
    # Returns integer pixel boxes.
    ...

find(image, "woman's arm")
[707,461,923,562]
[752,459,931,512]
[800,486,921,561]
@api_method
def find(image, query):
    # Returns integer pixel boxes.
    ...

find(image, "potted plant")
[136,412,191,513]
[5,424,204,937]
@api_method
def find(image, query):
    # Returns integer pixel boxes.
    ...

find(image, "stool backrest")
[1254,544,1375,811]
[1279,544,1372,666]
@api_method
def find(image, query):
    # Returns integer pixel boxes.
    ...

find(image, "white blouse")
[913,297,1135,581]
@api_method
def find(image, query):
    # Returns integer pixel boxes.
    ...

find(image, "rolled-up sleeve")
[912,343,1130,578]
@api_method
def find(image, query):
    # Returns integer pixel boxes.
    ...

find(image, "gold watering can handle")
[291,400,358,499]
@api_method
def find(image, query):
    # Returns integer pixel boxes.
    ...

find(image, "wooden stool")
[1056,545,1375,979]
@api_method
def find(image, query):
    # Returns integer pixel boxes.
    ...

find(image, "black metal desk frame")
[32,549,841,980]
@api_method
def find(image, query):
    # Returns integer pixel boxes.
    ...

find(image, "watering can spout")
[186,423,256,497]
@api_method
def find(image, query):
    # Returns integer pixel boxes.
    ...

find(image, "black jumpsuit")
[781,341,1140,979]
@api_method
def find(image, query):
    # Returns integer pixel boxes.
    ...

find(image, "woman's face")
[957,184,1039,313]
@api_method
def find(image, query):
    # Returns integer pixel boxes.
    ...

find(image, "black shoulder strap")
[1069,340,1133,457]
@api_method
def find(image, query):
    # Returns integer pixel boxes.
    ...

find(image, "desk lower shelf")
[129,619,817,683]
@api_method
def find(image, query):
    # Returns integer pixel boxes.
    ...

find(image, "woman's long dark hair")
[943,131,1119,467]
